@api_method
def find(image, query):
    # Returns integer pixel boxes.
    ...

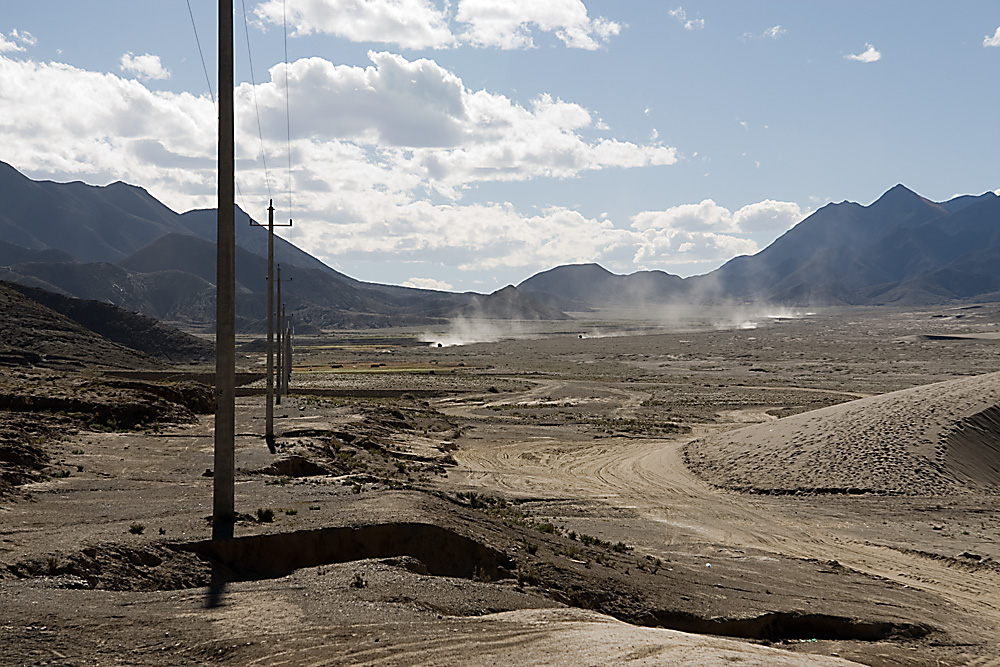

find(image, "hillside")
[4,282,212,364]
[0,282,161,370]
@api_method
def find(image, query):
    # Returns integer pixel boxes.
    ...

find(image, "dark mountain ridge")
[0,161,563,329]
[3,159,999,321]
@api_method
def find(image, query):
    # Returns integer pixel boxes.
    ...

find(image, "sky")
[0,1,998,293]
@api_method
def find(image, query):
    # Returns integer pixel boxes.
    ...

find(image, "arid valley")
[4,303,1000,666]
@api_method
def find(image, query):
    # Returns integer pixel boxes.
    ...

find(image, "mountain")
[697,184,1000,304]
[455,285,571,320]
[0,161,566,329]
[518,263,689,309]
[519,185,1000,308]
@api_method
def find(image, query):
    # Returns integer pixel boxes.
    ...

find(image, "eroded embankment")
[3,519,937,643]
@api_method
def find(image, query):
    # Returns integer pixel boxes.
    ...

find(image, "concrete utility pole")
[275,264,283,405]
[249,201,291,444]
[265,201,274,441]
[283,306,292,388]
[213,0,236,540]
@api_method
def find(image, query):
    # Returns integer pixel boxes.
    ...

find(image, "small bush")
[256,508,274,523]
[284,508,298,516]
[350,572,367,588]
[129,523,145,535]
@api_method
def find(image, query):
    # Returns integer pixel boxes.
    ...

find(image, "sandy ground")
[5,304,1000,666]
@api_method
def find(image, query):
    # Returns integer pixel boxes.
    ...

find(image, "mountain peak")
[870,183,924,208]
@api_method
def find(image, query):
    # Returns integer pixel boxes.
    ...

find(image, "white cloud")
[255,0,621,51]
[120,52,171,81]
[763,25,786,39]
[742,25,786,41]
[0,55,215,207]
[845,43,881,63]
[238,52,676,197]
[985,27,1000,48]
[628,198,805,265]
[402,277,453,290]
[0,29,35,53]
[256,0,455,50]
[669,7,704,30]
[456,0,621,50]
[0,50,678,281]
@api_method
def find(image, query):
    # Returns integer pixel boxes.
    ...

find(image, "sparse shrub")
[525,542,538,555]
[52,469,71,479]
[284,508,298,516]
[46,556,59,574]
[517,568,541,587]
[350,572,367,588]
[256,508,274,523]
[129,523,145,535]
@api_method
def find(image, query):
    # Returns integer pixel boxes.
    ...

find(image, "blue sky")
[1,1,998,292]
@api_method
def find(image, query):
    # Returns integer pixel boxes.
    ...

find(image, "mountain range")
[0,161,561,330]
[1,159,999,330]
[520,185,1000,309]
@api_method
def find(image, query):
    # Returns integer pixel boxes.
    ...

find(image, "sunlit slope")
[685,371,1000,495]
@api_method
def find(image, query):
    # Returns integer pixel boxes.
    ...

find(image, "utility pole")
[264,202,274,442]
[275,264,283,405]
[249,201,291,444]
[283,305,292,388]
[213,0,235,540]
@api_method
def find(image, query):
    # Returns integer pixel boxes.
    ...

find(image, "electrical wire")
[186,0,215,104]
[241,0,273,201]
[283,0,293,220]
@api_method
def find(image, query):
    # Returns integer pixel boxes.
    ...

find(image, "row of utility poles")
[254,201,293,443]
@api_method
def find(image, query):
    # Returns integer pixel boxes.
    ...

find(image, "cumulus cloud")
[120,52,171,81]
[0,55,215,206]
[668,7,704,30]
[985,27,1000,47]
[0,29,35,53]
[456,0,621,50]
[241,52,677,196]
[0,49,682,280]
[629,199,805,265]
[255,0,621,51]
[256,0,455,49]
[845,43,881,63]
[402,277,453,290]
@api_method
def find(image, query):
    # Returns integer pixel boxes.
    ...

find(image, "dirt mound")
[685,371,1000,495]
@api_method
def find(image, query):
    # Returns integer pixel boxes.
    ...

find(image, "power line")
[241,0,273,201]
[283,0,293,219]
[186,0,254,219]
[186,0,215,104]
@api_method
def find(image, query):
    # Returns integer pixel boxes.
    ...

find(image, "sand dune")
[685,371,1000,495]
